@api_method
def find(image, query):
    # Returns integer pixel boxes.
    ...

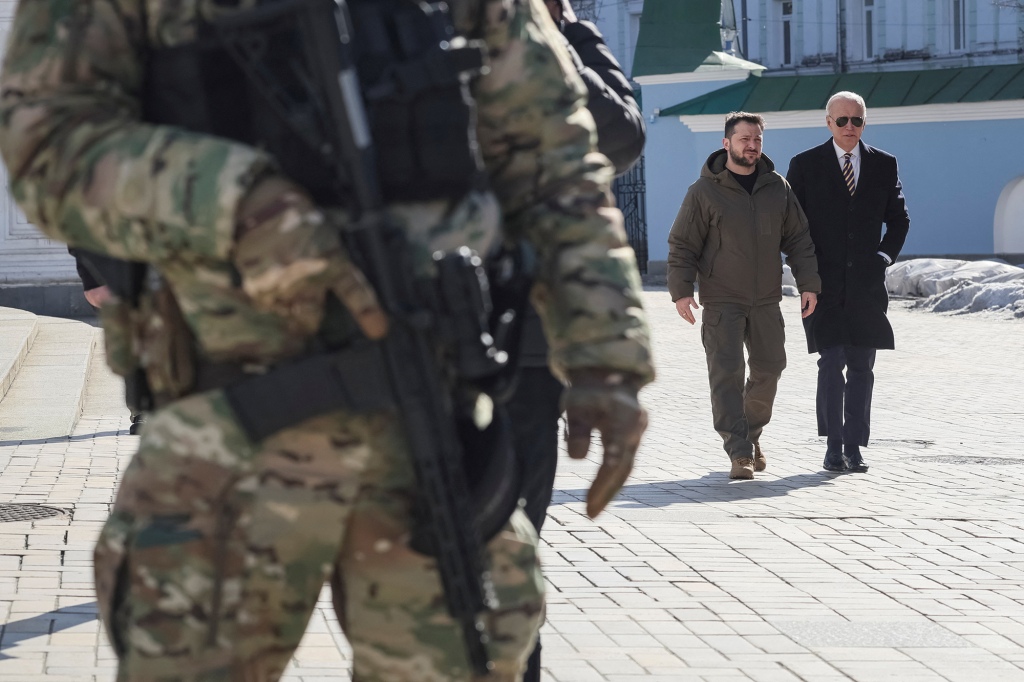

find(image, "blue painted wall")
[644,117,696,263]
[643,110,1023,262]
[637,76,761,264]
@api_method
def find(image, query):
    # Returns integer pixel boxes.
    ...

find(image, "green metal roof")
[660,63,1024,116]
[631,0,722,78]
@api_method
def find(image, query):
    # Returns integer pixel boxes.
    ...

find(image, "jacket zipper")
[750,188,758,306]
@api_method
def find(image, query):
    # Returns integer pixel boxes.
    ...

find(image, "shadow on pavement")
[557,471,842,508]
[0,602,99,660]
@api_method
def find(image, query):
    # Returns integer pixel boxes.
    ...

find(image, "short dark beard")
[729,147,758,168]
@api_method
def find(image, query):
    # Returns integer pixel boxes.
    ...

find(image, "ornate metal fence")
[613,155,648,274]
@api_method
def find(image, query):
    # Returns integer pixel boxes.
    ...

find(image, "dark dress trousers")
[511,18,646,682]
[787,140,910,447]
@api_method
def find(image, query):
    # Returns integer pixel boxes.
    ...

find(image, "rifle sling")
[203,344,396,442]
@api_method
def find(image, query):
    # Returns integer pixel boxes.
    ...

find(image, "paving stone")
[4,296,1024,681]
[836,619,975,649]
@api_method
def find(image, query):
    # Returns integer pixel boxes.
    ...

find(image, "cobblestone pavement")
[0,292,1022,681]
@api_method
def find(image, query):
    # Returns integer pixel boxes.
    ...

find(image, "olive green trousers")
[700,302,788,461]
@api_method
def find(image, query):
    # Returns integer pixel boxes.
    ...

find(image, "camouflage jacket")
[0,0,654,385]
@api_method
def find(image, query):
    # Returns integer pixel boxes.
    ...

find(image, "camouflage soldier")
[0,0,654,679]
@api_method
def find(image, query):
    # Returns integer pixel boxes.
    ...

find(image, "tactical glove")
[563,368,648,519]
[233,176,387,340]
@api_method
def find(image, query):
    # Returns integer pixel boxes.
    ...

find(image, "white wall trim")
[635,68,760,86]
[677,100,1024,132]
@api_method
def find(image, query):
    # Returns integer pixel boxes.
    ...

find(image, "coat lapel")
[855,141,876,198]
[819,139,851,199]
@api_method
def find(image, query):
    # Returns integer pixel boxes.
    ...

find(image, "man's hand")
[84,285,112,309]
[800,292,818,318]
[563,369,648,519]
[234,176,387,339]
[675,297,700,325]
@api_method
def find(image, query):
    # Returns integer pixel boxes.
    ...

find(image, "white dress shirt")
[833,140,891,264]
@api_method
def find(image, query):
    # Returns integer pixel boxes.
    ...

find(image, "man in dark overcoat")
[787,91,910,473]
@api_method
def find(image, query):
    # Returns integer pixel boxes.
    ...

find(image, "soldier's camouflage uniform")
[0,0,654,678]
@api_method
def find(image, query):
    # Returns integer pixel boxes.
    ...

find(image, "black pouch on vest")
[347,0,487,203]
[143,0,486,206]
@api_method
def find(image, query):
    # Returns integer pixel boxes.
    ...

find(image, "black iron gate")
[613,155,648,274]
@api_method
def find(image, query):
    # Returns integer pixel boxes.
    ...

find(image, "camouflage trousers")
[94,389,545,681]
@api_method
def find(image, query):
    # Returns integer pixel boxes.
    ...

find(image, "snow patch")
[886,259,1024,318]
[781,259,1022,317]
[781,258,1023,317]
[782,264,797,295]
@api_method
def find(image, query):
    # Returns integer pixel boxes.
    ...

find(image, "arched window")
[994,176,1024,256]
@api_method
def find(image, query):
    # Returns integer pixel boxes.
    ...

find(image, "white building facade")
[744,0,1023,74]
[604,0,1024,268]
[0,3,81,297]
[588,0,1024,78]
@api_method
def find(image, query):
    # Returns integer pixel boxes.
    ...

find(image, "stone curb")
[0,307,39,403]
[0,318,98,440]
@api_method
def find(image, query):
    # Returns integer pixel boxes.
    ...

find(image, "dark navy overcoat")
[787,139,911,352]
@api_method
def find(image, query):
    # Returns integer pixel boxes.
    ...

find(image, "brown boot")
[753,444,767,472]
[729,458,754,480]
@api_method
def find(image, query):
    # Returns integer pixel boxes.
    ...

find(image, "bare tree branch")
[992,0,1024,42]
[571,0,598,22]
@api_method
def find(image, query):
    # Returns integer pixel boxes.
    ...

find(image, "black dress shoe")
[822,449,846,472]
[843,454,869,473]
[843,446,869,472]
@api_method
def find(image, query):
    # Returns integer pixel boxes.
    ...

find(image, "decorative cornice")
[635,69,760,86]
[677,100,1024,132]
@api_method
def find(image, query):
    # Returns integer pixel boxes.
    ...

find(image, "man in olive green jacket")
[668,112,820,480]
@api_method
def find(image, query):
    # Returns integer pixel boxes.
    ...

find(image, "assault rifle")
[213,0,513,674]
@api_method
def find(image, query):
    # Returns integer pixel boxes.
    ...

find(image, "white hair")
[826,91,867,117]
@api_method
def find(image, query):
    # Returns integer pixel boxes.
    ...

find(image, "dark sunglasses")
[831,116,865,128]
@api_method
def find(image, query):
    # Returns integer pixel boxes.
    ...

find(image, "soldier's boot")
[753,443,767,472]
[729,458,754,480]
[129,413,146,436]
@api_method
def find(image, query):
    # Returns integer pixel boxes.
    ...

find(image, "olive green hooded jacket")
[668,149,820,306]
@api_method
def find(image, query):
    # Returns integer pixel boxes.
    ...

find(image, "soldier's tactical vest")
[120,0,526,545]
[143,0,486,208]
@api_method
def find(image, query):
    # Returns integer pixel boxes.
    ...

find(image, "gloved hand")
[563,368,648,519]
[233,176,388,340]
